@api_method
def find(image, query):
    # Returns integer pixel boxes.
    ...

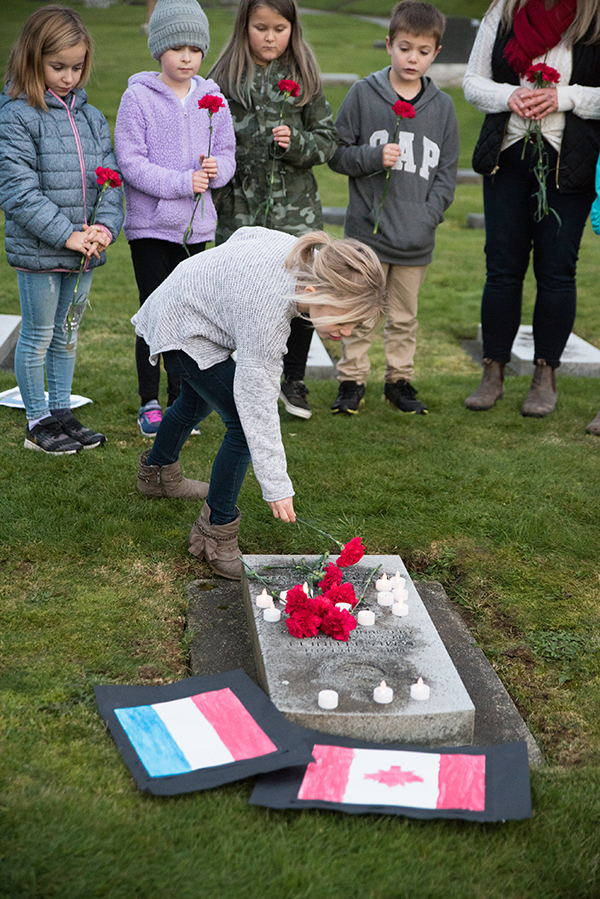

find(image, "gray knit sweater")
[132,227,298,501]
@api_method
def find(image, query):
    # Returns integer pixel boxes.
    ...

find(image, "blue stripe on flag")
[115,705,192,777]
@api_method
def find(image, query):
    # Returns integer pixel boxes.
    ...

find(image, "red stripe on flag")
[297,744,355,802]
[436,753,486,811]
[191,689,277,761]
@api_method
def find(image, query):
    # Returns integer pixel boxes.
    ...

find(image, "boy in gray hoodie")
[329,0,459,415]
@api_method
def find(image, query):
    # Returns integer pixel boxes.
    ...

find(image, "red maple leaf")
[363,766,424,787]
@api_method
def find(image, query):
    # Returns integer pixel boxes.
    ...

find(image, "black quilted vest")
[472,26,600,192]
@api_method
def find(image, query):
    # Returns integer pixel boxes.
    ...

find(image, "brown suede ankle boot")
[464,359,505,410]
[137,449,209,499]
[521,360,557,418]
[188,502,242,580]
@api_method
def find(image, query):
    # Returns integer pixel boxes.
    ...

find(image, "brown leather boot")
[137,449,209,499]
[585,410,600,435]
[188,501,242,580]
[464,359,505,410]
[521,360,557,418]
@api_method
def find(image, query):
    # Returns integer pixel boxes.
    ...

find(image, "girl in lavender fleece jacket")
[114,0,236,436]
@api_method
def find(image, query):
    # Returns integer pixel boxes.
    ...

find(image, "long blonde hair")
[5,4,93,110]
[209,0,321,108]
[285,232,387,327]
[490,0,600,45]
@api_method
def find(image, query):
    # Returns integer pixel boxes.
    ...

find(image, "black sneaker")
[57,411,106,449]
[24,416,82,454]
[331,380,366,415]
[384,380,428,414]
[279,379,312,419]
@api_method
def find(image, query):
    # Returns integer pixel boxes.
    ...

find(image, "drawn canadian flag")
[297,744,486,811]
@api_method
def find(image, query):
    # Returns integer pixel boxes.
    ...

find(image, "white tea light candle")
[410,677,430,701]
[256,588,273,608]
[373,680,394,704]
[263,603,281,622]
[377,591,394,607]
[357,610,375,626]
[375,573,391,592]
[318,690,339,710]
[392,600,409,617]
[335,602,352,612]
[390,572,406,590]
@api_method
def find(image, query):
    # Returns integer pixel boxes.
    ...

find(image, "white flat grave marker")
[476,324,600,377]
[242,554,475,747]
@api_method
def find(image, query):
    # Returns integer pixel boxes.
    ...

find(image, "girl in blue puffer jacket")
[0,5,124,455]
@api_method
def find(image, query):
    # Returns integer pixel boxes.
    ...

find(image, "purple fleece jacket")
[115,72,236,244]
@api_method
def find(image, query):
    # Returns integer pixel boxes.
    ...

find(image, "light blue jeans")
[15,269,93,420]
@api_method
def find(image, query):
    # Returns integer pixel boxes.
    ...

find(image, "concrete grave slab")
[241,554,475,747]
[0,315,21,370]
[305,331,335,380]
[476,324,600,377]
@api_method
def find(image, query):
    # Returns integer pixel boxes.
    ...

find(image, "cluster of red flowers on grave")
[284,537,365,642]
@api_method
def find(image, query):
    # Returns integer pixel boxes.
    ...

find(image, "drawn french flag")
[115,687,277,777]
[297,745,486,811]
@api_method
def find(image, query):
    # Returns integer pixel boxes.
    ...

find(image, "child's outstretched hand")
[382,142,401,169]
[273,125,291,150]
[192,168,210,194]
[201,155,218,179]
[268,497,296,523]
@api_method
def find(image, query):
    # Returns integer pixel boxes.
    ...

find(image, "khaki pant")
[336,263,428,384]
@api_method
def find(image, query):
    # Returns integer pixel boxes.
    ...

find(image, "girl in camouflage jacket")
[209,0,338,420]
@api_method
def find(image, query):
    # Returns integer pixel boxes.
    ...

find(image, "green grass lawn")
[2,2,600,898]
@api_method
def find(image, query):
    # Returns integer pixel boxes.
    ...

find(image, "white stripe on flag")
[152,696,235,770]
[342,749,441,808]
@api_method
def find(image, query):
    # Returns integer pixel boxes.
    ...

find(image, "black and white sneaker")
[279,379,312,419]
[331,380,366,415]
[384,379,428,414]
[57,411,106,448]
[24,416,82,454]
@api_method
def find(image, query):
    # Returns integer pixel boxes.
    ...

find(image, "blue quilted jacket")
[0,86,123,271]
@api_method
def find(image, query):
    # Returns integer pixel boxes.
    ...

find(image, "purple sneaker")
[138,401,163,436]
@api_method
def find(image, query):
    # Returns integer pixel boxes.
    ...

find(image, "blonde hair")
[490,0,600,45]
[5,4,93,110]
[285,232,387,327]
[208,0,321,108]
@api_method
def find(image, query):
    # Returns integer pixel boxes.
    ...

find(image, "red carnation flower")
[320,606,357,642]
[525,64,560,85]
[336,536,365,568]
[283,584,311,616]
[322,581,357,608]
[95,166,121,188]
[318,562,343,592]
[286,606,322,638]
[278,79,300,98]
[392,99,416,119]
[198,94,226,114]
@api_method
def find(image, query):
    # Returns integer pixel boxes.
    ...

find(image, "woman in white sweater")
[132,227,386,579]
[463,0,600,418]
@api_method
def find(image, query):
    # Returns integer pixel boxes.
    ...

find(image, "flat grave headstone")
[242,554,475,747]
[476,324,600,376]
[0,315,21,370]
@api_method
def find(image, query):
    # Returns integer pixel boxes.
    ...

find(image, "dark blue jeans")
[147,351,251,525]
[481,140,594,367]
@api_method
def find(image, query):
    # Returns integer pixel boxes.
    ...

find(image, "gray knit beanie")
[148,0,210,60]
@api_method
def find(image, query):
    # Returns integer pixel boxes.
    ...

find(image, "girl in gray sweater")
[132,227,386,579]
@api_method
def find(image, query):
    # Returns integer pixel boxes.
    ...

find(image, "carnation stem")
[294,518,344,550]
[352,564,381,612]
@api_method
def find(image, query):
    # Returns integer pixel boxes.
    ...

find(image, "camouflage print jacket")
[213,62,337,242]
